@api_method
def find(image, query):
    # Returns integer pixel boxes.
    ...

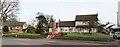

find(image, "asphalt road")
[2,37,120,47]
[2,37,101,45]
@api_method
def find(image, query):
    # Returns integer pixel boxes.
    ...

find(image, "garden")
[52,33,114,42]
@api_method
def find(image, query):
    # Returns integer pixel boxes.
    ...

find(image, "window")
[79,28,82,30]
[65,29,67,31]
[69,27,73,31]
[60,27,64,31]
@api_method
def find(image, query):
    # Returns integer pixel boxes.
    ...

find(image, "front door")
[84,28,87,33]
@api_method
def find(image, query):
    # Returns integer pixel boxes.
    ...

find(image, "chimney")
[52,19,56,32]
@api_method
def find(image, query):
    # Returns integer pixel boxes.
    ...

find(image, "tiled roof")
[75,14,98,21]
[76,25,98,28]
[48,22,58,28]
[59,21,75,27]
[3,22,26,26]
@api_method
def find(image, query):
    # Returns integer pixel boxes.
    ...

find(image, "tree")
[36,12,48,34]
[88,20,98,33]
[1,0,19,22]
[98,25,107,34]
[7,17,18,22]
[3,26,9,32]
[26,25,36,33]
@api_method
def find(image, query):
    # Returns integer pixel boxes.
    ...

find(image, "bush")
[26,26,36,33]
[3,26,9,32]
[3,34,42,39]
[41,33,48,38]
[61,32,67,36]
[52,36,114,42]
[36,29,44,34]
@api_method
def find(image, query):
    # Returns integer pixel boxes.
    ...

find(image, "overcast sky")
[19,0,120,25]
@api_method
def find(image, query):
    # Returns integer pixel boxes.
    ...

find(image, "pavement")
[1,37,120,47]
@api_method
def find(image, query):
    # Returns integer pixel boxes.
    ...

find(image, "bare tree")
[1,0,19,22]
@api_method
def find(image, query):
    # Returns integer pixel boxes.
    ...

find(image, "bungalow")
[3,22,27,32]
[49,14,99,33]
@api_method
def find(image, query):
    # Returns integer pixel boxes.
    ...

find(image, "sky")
[19,0,120,25]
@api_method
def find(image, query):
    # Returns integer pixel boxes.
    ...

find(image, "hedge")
[3,34,42,39]
[52,36,115,42]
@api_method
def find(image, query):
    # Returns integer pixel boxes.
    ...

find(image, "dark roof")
[59,21,75,27]
[75,14,98,21]
[3,22,26,26]
[76,25,97,28]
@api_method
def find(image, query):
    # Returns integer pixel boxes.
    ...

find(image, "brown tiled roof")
[59,21,75,27]
[75,14,98,21]
[49,22,58,28]
[3,22,26,26]
[76,25,97,28]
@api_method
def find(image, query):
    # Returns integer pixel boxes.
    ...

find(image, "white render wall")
[58,27,71,32]
[49,27,97,33]
[76,28,97,33]
[49,28,52,32]
[75,21,89,26]
[23,23,27,29]
[57,27,75,32]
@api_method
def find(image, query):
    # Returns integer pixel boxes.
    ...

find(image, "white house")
[49,14,99,33]
[3,22,28,32]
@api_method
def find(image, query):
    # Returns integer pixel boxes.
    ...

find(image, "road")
[2,37,120,47]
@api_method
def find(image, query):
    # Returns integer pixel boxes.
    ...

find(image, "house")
[75,14,98,33]
[3,22,27,32]
[49,14,99,33]
[58,21,75,33]
[0,21,3,33]
[0,21,3,30]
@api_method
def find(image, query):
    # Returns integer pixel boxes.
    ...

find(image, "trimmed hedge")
[3,34,42,39]
[52,36,114,42]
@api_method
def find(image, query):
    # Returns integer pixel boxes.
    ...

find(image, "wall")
[58,27,75,32]
[75,21,89,26]
[49,28,52,32]
[76,28,97,33]
[23,23,27,29]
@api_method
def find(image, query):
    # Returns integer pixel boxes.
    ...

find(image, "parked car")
[113,31,120,39]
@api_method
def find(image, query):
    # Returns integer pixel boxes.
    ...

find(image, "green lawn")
[15,33,40,35]
[64,33,112,39]
[3,32,41,38]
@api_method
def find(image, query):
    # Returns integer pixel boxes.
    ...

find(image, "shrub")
[26,26,36,33]
[3,34,42,39]
[36,29,44,34]
[41,33,48,38]
[60,32,67,36]
[52,36,114,42]
[3,26,9,32]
